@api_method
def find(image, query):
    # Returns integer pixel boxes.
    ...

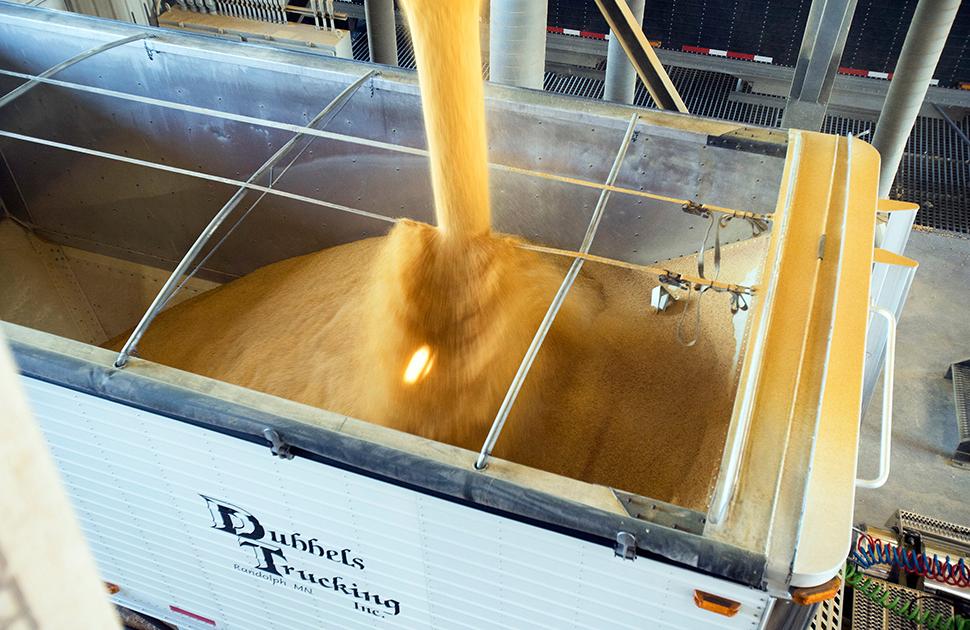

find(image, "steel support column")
[363,0,397,66]
[489,0,547,90]
[603,0,645,104]
[872,0,962,198]
[592,0,686,112]
[863,0,961,408]
[781,0,858,131]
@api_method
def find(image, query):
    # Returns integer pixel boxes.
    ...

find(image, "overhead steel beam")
[781,0,859,131]
[591,0,687,112]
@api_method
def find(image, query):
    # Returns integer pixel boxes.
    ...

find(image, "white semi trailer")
[0,4,913,627]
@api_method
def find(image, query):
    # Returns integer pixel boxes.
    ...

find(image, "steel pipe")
[932,103,970,149]
[474,113,640,471]
[489,0,547,90]
[364,0,398,66]
[864,0,958,407]
[113,69,379,368]
[0,33,151,111]
[603,0,645,104]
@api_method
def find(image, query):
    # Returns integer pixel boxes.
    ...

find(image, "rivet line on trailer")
[0,68,773,223]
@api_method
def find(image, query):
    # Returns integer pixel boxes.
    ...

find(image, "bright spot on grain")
[403,345,434,384]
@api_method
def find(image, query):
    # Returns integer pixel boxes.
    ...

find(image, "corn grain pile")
[112,0,765,509]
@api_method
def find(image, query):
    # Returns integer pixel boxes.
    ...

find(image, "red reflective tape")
[580,30,606,39]
[839,66,868,77]
[546,26,564,34]
[682,45,709,54]
[170,606,216,626]
[726,51,755,60]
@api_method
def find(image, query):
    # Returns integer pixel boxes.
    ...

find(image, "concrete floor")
[854,230,970,529]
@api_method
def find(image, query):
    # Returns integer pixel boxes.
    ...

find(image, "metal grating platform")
[810,579,844,630]
[350,28,970,235]
[945,360,970,469]
[897,509,970,548]
[849,578,955,630]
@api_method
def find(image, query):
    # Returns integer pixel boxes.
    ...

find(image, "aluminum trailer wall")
[0,4,889,628]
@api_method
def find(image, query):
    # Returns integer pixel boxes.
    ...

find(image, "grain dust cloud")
[114,0,763,509]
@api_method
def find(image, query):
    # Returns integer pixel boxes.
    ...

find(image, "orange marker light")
[694,590,741,617]
[792,576,841,605]
[105,582,120,595]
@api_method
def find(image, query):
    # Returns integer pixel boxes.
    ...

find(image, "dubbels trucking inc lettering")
[202,496,402,619]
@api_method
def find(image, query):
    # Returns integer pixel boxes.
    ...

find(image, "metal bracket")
[658,270,690,290]
[262,428,294,460]
[613,489,705,534]
[730,291,749,314]
[650,284,678,312]
[614,531,638,561]
[681,200,710,218]
[945,359,970,470]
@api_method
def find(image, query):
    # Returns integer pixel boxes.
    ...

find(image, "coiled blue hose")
[853,533,970,587]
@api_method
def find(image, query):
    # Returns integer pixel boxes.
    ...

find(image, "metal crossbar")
[0,33,153,110]
[0,129,395,222]
[0,128,758,296]
[112,69,380,368]
[0,127,760,302]
[0,66,770,223]
[474,113,640,471]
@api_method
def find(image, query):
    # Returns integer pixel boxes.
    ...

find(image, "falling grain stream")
[112,0,765,509]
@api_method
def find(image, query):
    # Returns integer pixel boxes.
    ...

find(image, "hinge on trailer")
[262,428,294,460]
[614,531,637,561]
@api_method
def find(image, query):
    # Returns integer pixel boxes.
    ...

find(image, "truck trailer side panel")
[22,376,770,629]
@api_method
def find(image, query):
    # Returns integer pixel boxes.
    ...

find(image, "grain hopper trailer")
[0,4,916,628]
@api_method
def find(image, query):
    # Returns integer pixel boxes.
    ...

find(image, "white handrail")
[857,304,896,489]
